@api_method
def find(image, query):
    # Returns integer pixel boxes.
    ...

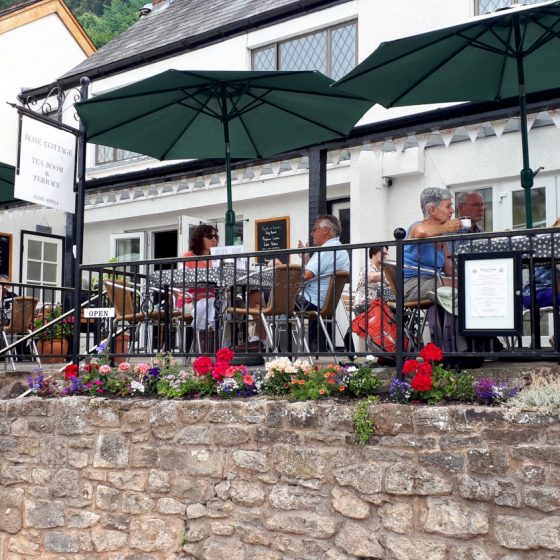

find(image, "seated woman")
[177,224,219,347]
[522,218,560,309]
[354,246,395,314]
[403,187,462,301]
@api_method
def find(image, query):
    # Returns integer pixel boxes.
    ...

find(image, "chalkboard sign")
[0,233,11,278]
[255,217,290,263]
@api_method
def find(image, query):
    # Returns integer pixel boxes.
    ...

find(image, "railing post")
[393,228,406,379]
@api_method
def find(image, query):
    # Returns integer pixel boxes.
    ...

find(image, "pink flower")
[98,365,111,374]
[94,380,103,385]
[135,363,150,374]
[118,362,132,371]
[224,366,237,378]
[193,356,213,376]
[243,374,254,386]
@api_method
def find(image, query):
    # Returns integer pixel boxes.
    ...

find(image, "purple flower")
[389,378,412,403]
[475,378,497,405]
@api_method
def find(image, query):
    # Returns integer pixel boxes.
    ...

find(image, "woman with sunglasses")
[177,224,219,350]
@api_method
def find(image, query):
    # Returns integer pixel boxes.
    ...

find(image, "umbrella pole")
[221,92,235,245]
[515,15,533,229]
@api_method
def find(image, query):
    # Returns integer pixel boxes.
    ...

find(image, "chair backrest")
[320,270,350,317]
[382,262,399,299]
[5,296,38,335]
[264,264,303,316]
[103,281,137,320]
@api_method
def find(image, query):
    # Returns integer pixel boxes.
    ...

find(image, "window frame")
[94,145,141,166]
[251,20,358,80]
[475,0,545,15]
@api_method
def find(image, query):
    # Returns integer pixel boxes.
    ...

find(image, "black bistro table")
[147,264,275,351]
[453,233,560,349]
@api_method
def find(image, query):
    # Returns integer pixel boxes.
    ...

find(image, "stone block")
[84,402,120,427]
[324,402,354,432]
[66,509,100,529]
[149,401,180,439]
[385,463,452,496]
[414,407,452,432]
[108,471,147,491]
[228,479,266,506]
[7,398,51,417]
[274,446,326,480]
[418,452,465,473]
[232,450,269,472]
[202,538,245,560]
[158,448,223,476]
[371,403,414,435]
[265,401,287,427]
[95,485,122,512]
[333,463,383,494]
[467,448,510,474]
[495,515,560,550]
[0,505,22,534]
[457,475,496,502]
[264,512,337,538]
[523,485,560,512]
[450,544,493,560]
[440,435,485,449]
[384,534,447,560]
[50,468,80,498]
[122,492,155,514]
[177,400,212,424]
[334,521,383,558]
[512,445,560,464]
[147,469,171,493]
[44,531,80,553]
[210,521,235,536]
[39,437,68,465]
[255,426,301,444]
[425,497,489,537]
[271,534,330,558]
[379,501,413,534]
[380,434,437,449]
[93,431,130,468]
[483,427,544,445]
[101,513,131,531]
[130,445,159,468]
[91,527,128,552]
[495,481,523,508]
[157,497,186,514]
[23,499,64,529]
[176,425,212,445]
[6,531,41,556]
[55,398,95,435]
[331,487,370,519]
[129,517,183,552]
[213,425,251,446]
[269,484,325,511]
[286,401,321,428]
[520,464,545,484]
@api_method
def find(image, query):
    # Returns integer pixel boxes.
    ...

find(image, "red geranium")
[402,359,420,375]
[216,347,235,364]
[419,343,443,363]
[212,361,229,381]
[417,361,433,376]
[64,364,79,380]
[193,356,213,376]
[411,372,433,392]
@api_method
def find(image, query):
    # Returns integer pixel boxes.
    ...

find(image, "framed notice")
[458,252,522,336]
[255,216,290,263]
[0,233,11,278]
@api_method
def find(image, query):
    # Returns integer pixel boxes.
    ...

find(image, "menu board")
[255,217,290,263]
[0,233,11,277]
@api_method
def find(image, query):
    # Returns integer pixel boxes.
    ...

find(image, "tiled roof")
[60,0,348,82]
[0,0,42,18]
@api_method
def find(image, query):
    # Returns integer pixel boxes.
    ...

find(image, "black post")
[71,77,90,364]
[393,228,406,379]
[308,147,327,243]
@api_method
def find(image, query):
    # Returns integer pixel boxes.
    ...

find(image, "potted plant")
[33,305,74,363]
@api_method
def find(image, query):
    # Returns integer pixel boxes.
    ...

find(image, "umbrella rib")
[226,88,263,158]
[524,13,560,55]
[494,25,513,100]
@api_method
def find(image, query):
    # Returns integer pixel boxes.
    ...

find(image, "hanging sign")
[15,116,77,213]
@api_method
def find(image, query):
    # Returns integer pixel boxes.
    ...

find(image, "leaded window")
[477,0,546,15]
[95,145,140,165]
[252,21,357,81]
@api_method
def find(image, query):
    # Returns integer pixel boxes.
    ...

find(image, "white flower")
[366,355,375,361]
[346,366,358,373]
[131,380,145,393]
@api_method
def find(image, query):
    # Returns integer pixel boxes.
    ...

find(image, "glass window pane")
[116,238,141,261]
[253,47,276,71]
[43,263,57,283]
[233,221,244,246]
[479,0,545,14]
[43,242,58,262]
[280,31,327,73]
[331,24,357,80]
[512,187,546,229]
[27,261,41,281]
[96,145,114,164]
[28,240,42,260]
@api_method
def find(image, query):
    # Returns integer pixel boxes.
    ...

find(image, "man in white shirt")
[299,215,350,351]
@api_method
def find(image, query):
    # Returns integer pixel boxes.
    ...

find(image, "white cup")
[460,218,471,228]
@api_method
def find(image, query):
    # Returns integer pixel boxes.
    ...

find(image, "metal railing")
[2,227,560,369]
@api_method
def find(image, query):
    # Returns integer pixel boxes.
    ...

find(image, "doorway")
[328,199,350,244]
[153,230,178,269]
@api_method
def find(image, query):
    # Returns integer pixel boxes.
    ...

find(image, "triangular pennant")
[491,118,508,138]
[439,127,456,148]
[415,132,431,151]
[548,109,560,128]
[370,141,384,159]
[329,149,342,166]
[392,137,406,152]
[466,124,481,143]
[527,113,538,131]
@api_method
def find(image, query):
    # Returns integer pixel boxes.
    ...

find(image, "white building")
[0,0,94,283]
[3,0,560,286]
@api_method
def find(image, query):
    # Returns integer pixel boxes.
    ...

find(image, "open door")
[178,215,207,256]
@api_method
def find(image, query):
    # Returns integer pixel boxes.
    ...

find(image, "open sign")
[83,308,115,318]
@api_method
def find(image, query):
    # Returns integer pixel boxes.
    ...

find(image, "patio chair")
[295,270,350,359]
[383,261,433,351]
[1,296,40,371]
[222,264,303,352]
[103,281,182,355]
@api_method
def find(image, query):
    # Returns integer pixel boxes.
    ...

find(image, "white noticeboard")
[15,116,77,213]
[459,253,522,335]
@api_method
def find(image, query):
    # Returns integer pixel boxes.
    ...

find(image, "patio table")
[452,233,560,259]
[147,265,276,351]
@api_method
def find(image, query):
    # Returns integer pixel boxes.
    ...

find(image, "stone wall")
[0,397,559,559]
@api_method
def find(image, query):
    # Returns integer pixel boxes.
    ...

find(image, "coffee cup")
[460,218,471,228]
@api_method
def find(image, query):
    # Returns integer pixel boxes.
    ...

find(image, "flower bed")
[26,344,520,407]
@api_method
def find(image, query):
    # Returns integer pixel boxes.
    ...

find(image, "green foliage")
[78,0,145,47]
[352,398,377,445]
[347,365,382,398]
[33,306,74,340]
[504,373,560,417]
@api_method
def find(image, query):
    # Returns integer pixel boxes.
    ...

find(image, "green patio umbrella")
[75,69,372,243]
[0,163,16,204]
[334,0,560,228]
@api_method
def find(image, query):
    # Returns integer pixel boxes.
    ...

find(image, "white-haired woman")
[403,187,462,301]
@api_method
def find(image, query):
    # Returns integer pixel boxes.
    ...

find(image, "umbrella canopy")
[0,163,16,204]
[334,0,560,227]
[75,69,372,243]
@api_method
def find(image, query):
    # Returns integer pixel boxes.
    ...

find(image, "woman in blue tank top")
[403,187,462,301]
